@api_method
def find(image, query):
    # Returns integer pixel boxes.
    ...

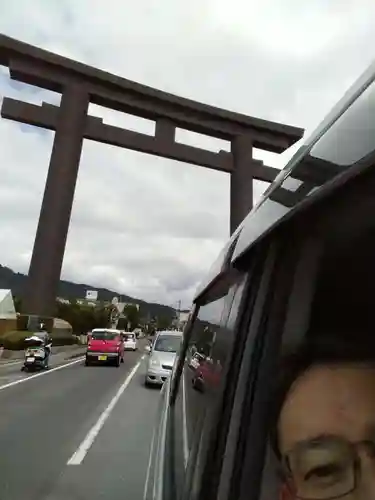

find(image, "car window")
[222,183,375,500]
[271,75,375,212]
[256,234,375,500]
[91,331,117,341]
[124,334,135,340]
[153,335,181,353]
[170,270,249,499]
[248,81,375,500]
[234,75,375,264]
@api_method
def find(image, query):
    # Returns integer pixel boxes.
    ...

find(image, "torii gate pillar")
[230,134,254,234]
[23,87,89,316]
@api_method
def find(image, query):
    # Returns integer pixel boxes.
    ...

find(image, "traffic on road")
[1,33,374,500]
[0,337,162,500]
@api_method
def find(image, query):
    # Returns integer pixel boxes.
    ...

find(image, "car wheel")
[85,358,90,366]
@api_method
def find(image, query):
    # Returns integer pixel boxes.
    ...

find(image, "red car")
[192,357,222,392]
[85,329,124,367]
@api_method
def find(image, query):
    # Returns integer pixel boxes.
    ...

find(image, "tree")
[13,296,22,313]
[122,304,140,330]
[156,315,171,331]
[55,301,112,334]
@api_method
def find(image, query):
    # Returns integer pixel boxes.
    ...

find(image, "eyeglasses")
[281,435,375,500]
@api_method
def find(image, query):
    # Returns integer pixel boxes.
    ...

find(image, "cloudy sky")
[0,0,374,308]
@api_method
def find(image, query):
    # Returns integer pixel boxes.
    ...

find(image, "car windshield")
[154,335,181,353]
[91,331,118,341]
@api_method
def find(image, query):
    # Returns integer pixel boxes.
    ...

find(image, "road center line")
[67,355,145,465]
[0,357,85,392]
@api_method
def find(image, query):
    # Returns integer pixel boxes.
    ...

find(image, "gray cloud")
[0,0,374,308]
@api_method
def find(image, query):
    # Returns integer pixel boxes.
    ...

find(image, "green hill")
[0,264,175,321]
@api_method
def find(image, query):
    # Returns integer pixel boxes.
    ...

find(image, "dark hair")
[270,332,375,458]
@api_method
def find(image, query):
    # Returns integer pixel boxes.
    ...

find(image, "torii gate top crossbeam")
[0,35,303,152]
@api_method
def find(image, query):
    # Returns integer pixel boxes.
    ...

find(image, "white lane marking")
[0,351,85,369]
[67,355,145,465]
[181,369,189,467]
[154,382,170,500]
[0,357,85,392]
[143,424,157,500]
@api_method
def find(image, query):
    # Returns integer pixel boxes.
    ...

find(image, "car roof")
[156,330,183,337]
[194,59,375,301]
[91,328,121,333]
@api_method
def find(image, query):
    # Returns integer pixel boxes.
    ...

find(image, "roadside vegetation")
[0,299,172,351]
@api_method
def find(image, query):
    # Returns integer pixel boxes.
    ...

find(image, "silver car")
[145,331,183,387]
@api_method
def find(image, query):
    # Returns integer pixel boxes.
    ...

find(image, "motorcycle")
[22,332,52,372]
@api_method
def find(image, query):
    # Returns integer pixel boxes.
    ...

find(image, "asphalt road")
[0,341,161,500]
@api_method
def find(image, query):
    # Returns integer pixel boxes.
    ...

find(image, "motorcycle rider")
[38,323,52,363]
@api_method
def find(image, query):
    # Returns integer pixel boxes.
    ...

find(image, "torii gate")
[0,36,304,319]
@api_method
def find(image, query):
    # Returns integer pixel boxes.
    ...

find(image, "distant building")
[76,299,97,307]
[53,317,73,336]
[56,297,70,305]
[85,290,98,300]
[0,289,17,336]
[176,310,190,331]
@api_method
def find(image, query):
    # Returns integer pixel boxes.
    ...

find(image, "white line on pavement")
[0,351,86,369]
[143,423,157,500]
[0,357,85,392]
[67,355,145,465]
[181,369,189,468]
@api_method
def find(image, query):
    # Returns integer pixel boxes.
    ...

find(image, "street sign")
[85,290,98,300]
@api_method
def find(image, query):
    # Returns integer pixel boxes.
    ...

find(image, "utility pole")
[177,300,181,329]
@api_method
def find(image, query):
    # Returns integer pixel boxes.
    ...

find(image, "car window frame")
[179,275,241,500]
[215,239,282,500]
[170,303,199,406]
[224,232,304,500]
[167,245,274,500]
[221,164,375,500]
[196,246,272,500]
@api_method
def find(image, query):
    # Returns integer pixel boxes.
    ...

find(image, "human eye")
[304,462,347,483]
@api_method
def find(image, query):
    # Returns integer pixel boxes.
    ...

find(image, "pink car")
[85,329,124,367]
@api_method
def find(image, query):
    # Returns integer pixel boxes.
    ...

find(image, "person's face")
[278,364,375,500]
